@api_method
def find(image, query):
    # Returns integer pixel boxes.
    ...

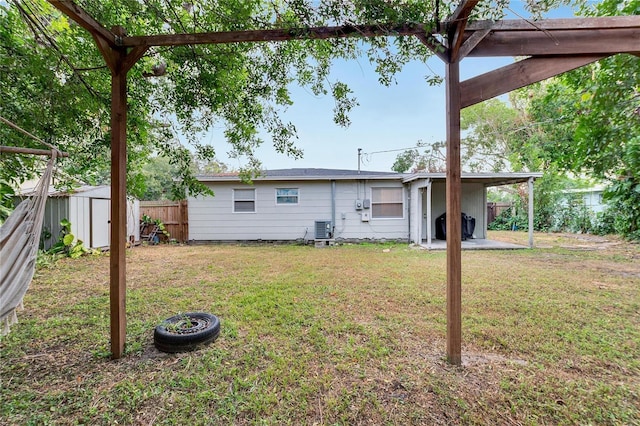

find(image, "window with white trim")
[233,188,255,213]
[276,188,299,205]
[371,187,403,218]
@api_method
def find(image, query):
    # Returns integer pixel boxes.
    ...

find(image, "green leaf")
[63,234,75,246]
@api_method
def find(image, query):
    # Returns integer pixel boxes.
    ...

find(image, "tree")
[1,0,572,221]
[523,0,640,238]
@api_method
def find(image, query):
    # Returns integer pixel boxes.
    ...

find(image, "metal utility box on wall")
[355,199,363,210]
[363,199,371,209]
[361,212,370,222]
[314,220,333,239]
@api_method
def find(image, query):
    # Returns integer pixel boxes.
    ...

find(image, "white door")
[90,198,110,248]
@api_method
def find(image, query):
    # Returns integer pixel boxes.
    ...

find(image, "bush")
[488,209,528,231]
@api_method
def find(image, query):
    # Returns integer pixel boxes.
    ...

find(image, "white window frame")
[233,188,256,213]
[275,188,299,205]
[371,187,404,219]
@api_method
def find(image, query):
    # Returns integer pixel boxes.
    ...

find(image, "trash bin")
[435,212,476,240]
[462,212,476,240]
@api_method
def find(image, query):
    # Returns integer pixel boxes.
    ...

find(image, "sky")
[202,47,515,173]
[198,3,580,173]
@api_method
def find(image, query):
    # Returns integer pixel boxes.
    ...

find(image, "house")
[16,184,140,250]
[561,184,607,214]
[188,168,541,248]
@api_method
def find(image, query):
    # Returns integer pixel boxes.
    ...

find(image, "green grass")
[1,233,639,425]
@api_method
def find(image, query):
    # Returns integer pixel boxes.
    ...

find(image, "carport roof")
[403,172,542,187]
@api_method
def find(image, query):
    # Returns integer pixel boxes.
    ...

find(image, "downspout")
[331,180,336,237]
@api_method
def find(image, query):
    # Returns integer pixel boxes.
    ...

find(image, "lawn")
[1,232,639,425]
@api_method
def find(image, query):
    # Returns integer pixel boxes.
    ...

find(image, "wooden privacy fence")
[487,202,512,225]
[140,200,188,243]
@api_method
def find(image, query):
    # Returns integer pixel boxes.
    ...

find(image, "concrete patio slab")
[420,238,529,250]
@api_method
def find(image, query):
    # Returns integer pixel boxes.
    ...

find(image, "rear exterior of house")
[188,169,408,243]
[188,168,541,245]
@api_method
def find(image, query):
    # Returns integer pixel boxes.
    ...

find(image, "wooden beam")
[414,33,448,62]
[445,60,462,366]
[445,0,480,62]
[109,54,128,360]
[0,146,68,157]
[121,46,150,74]
[465,16,640,31]
[48,1,119,47]
[121,24,431,48]
[467,28,640,57]
[460,54,608,108]
[457,28,490,60]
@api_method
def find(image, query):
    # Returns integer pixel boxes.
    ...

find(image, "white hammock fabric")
[1,152,56,335]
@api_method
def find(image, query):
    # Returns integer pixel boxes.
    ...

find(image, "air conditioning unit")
[315,220,333,239]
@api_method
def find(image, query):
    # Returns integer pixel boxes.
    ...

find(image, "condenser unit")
[314,220,333,239]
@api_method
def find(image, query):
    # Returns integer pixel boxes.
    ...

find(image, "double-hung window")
[233,188,255,213]
[371,187,403,218]
[276,188,299,205]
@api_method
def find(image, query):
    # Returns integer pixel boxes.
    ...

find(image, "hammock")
[0,152,56,335]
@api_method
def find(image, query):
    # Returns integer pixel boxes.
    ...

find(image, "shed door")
[90,198,110,248]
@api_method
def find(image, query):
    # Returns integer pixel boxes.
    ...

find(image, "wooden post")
[528,177,534,249]
[426,179,432,249]
[109,56,128,359]
[445,60,462,366]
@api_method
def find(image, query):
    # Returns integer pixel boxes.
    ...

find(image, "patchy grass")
[1,234,639,425]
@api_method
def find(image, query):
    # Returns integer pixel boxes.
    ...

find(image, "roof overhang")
[196,171,405,183]
[403,172,543,187]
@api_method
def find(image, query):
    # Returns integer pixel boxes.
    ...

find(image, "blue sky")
[209,50,514,172]
[205,3,579,172]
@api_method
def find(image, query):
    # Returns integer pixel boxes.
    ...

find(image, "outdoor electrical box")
[363,199,371,209]
[355,199,363,210]
[361,212,370,222]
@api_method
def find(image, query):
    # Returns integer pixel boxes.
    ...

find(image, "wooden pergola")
[47,0,640,363]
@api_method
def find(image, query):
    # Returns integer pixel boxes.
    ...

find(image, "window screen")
[276,188,299,204]
[371,187,403,218]
[234,189,255,212]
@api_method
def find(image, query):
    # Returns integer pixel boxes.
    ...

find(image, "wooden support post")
[528,177,534,249]
[445,61,462,366]
[109,55,128,359]
[426,179,433,249]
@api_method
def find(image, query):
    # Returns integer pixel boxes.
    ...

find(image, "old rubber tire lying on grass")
[154,312,220,353]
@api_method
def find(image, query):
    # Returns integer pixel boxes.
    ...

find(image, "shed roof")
[17,184,111,197]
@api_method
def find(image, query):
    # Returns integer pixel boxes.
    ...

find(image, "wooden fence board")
[140,200,188,243]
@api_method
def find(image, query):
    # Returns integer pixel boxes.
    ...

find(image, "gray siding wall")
[188,180,408,241]
[41,197,69,250]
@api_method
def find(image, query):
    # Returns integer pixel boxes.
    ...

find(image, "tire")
[154,312,220,353]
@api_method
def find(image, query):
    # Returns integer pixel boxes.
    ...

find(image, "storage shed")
[17,185,140,250]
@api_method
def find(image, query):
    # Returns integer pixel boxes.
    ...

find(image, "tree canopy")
[1,0,579,221]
